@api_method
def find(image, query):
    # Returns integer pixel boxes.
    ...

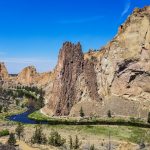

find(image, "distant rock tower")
[0,62,9,80]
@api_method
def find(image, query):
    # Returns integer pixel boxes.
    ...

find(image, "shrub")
[3,107,8,112]
[15,99,19,106]
[0,129,9,137]
[49,130,66,147]
[7,133,16,146]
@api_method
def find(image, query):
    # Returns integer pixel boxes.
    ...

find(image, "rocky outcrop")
[0,63,53,89]
[43,42,84,116]
[45,6,150,118]
[1,6,150,119]
[95,6,150,118]
[0,62,9,80]
[17,66,37,85]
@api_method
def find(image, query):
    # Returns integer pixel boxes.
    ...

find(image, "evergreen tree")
[69,135,73,149]
[107,110,112,118]
[31,125,47,144]
[8,133,16,146]
[73,135,81,149]
[49,130,66,147]
[79,107,85,117]
[15,123,24,140]
[15,99,19,106]
[0,105,2,113]
[90,144,95,150]
[148,112,150,123]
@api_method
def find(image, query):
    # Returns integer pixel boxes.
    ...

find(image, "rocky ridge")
[0,62,53,89]
[44,6,150,118]
[1,6,150,118]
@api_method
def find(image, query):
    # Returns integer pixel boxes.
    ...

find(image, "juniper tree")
[8,133,16,146]
[90,144,95,150]
[73,135,81,149]
[69,135,73,149]
[80,107,85,117]
[49,130,66,147]
[107,110,112,118]
[31,125,47,144]
[148,112,150,123]
[0,105,2,113]
[15,122,24,140]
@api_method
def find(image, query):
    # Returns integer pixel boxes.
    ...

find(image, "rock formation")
[44,6,150,118]
[0,62,9,80]
[1,6,150,119]
[0,63,53,89]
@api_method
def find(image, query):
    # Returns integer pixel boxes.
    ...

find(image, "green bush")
[0,129,9,137]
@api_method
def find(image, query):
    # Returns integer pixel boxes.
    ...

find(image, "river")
[7,109,48,124]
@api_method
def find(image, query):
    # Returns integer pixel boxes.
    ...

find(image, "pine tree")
[8,133,16,146]
[31,125,47,144]
[15,122,24,140]
[73,135,81,149]
[0,105,2,113]
[69,135,73,149]
[90,144,95,150]
[147,112,150,123]
[49,130,66,147]
[107,110,112,118]
[79,107,84,117]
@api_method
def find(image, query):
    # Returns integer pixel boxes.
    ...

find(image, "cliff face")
[44,6,150,118]
[43,42,84,116]
[94,6,150,118]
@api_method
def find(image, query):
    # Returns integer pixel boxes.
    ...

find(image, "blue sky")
[0,0,149,73]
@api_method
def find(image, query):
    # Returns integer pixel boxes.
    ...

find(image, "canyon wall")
[44,6,150,118]
[1,6,150,119]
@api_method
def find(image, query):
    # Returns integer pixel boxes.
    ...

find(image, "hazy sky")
[0,0,149,73]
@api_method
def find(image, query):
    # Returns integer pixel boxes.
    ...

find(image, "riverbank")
[0,107,27,123]
[28,110,150,128]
